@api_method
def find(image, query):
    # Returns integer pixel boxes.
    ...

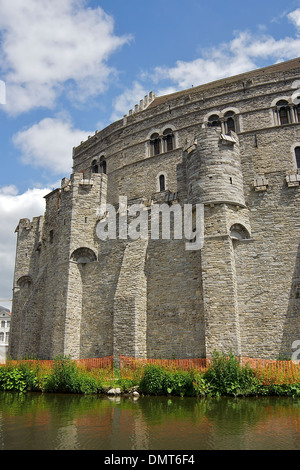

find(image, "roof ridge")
[148,57,300,109]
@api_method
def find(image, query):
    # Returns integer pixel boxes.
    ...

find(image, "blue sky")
[1,0,300,309]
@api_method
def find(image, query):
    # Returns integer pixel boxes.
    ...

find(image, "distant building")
[0,310,10,363]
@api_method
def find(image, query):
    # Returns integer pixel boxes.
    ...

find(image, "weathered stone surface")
[9,58,300,360]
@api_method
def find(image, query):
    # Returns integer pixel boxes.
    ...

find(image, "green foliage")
[0,367,27,392]
[43,355,103,394]
[74,373,103,394]
[117,378,140,392]
[0,363,38,392]
[163,370,195,397]
[204,350,261,397]
[190,369,212,397]
[139,364,166,395]
[2,351,300,397]
[43,355,78,393]
[17,362,40,391]
[138,356,263,397]
[267,382,300,397]
[139,364,209,397]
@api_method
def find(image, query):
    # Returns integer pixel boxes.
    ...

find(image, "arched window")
[91,159,98,174]
[208,114,221,127]
[17,275,32,288]
[159,174,166,191]
[279,107,289,125]
[295,147,300,169]
[150,133,161,155]
[224,111,236,133]
[163,128,174,152]
[71,247,97,264]
[100,156,107,174]
[156,172,167,192]
[295,104,300,123]
[230,224,250,241]
[276,100,290,125]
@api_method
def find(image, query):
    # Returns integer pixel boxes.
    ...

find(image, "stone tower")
[9,58,300,361]
[10,172,107,359]
[186,126,251,356]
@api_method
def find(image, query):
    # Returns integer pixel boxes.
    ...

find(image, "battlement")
[126,91,156,117]
[15,216,44,233]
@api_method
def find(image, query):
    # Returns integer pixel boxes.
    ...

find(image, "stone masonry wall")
[9,58,300,360]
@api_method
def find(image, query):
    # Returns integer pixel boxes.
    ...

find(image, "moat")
[0,392,300,450]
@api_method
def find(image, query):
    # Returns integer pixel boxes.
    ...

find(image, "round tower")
[186,126,246,208]
[186,126,250,358]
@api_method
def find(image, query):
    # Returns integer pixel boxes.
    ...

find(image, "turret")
[186,126,251,357]
[186,126,245,207]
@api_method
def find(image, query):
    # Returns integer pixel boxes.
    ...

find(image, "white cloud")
[149,11,300,92]
[110,81,148,122]
[112,9,300,109]
[288,8,300,30]
[13,116,91,175]
[0,185,19,197]
[0,186,50,310]
[0,0,132,114]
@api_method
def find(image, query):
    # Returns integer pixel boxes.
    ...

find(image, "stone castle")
[9,57,300,361]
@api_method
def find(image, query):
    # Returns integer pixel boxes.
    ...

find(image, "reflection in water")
[0,392,300,450]
[56,424,79,450]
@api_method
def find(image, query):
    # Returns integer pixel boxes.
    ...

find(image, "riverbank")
[1,352,300,398]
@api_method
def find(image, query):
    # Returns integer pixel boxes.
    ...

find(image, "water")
[0,392,300,450]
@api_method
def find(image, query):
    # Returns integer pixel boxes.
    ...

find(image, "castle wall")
[107,149,183,206]
[146,238,205,358]
[9,58,300,360]
[79,245,121,358]
[10,216,44,358]
[234,127,300,358]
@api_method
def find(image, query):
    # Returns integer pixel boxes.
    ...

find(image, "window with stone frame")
[208,114,221,127]
[295,147,300,170]
[276,100,290,125]
[224,111,236,133]
[163,128,174,152]
[71,247,97,264]
[159,174,166,191]
[100,156,107,174]
[91,159,99,173]
[230,224,250,240]
[17,276,32,288]
[150,133,161,156]
[295,103,300,123]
